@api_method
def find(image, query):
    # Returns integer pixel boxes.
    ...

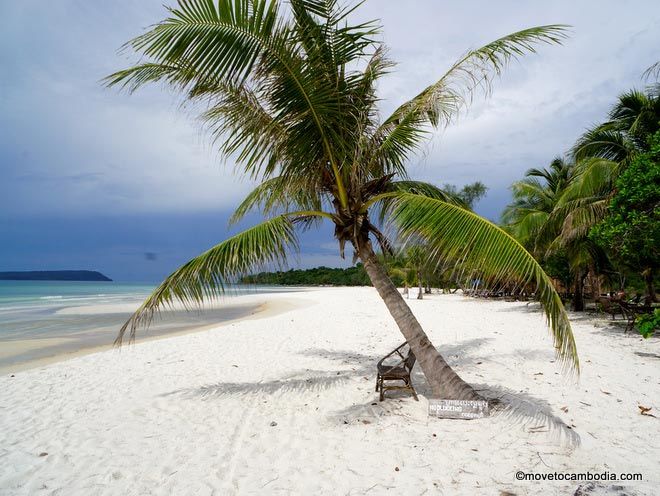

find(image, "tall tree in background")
[551,77,660,299]
[560,84,660,241]
[106,0,577,400]
[573,85,660,167]
[442,181,488,209]
[504,69,660,307]
[502,158,572,252]
[591,131,660,301]
[404,245,427,300]
[501,158,601,310]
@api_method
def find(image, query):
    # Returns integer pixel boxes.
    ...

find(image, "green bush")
[636,309,660,338]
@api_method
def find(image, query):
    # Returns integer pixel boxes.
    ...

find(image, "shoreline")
[0,294,308,375]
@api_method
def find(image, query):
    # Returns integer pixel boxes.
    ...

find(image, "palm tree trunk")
[572,272,586,311]
[417,271,423,300]
[357,238,481,400]
[644,269,656,302]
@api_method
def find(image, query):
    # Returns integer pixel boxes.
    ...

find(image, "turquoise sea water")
[0,281,293,371]
[0,281,156,339]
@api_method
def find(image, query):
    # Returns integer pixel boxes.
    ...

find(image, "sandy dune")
[1,288,658,495]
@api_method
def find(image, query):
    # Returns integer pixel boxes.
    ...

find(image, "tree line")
[501,71,659,310]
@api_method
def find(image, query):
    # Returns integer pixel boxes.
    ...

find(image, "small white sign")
[428,399,489,419]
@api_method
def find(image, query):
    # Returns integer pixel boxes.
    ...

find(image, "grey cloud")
[1,0,659,221]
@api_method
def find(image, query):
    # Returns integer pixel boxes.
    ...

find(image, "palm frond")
[103,62,191,93]
[570,84,660,162]
[548,198,609,250]
[290,0,379,72]
[643,61,660,81]
[116,215,298,344]
[372,180,467,225]
[504,209,551,252]
[574,125,635,163]
[389,181,466,205]
[390,193,578,372]
[558,158,619,203]
[369,25,569,172]
[105,0,362,205]
[201,83,287,178]
[230,175,324,224]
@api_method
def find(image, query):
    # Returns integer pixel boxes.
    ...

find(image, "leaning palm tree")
[106,0,577,400]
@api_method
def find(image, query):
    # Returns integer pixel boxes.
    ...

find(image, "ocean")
[0,281,292,372]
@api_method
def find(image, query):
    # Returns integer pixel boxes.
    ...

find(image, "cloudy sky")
[1,1,658,281]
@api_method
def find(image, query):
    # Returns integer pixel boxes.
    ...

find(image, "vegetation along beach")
[1,1,658,495]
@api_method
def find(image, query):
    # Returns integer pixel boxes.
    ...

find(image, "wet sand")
[0,296,305,374]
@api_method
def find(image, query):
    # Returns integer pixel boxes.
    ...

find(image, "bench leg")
[406,378,419,401]
[375,375,380,392]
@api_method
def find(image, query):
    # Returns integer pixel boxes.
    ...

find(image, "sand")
[0,287,658,495]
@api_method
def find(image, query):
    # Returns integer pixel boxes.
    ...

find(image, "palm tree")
[573,85,660,168]
[551,83,660,300]
[503,157,612,310]
[502,158,572,252]
[560,85,660,247]
[106,0,577,400]
[404,245,427,300]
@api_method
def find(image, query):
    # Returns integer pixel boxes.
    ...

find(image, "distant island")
[0,270,112,282]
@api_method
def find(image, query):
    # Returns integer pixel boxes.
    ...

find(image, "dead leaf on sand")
[639,405,656,417]
[528,425,548,433]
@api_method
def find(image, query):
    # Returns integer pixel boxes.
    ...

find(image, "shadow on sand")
[160,339,580,447]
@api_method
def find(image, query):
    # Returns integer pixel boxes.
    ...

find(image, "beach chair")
[375,342,419,402]
[596,297,623,320]
[620,301,654,333]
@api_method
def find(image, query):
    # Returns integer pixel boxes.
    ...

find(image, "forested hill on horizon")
[0,271,112,282]
[241,266,371,286]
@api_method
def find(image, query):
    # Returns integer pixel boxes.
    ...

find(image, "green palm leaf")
[548,198,609,250]
[200,83,287,179]
[503,209,551,253]
[115,215,299,344]
[106,0,359,207]
[103,62,193,94]
[573,126,631,163]
[371,180,466,225]
[229,175,324,224]
[390,193,579,372]
[369,25,569,172]
[643,61,660,81]
[559,158,618,203]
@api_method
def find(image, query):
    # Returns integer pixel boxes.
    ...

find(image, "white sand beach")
[1,287,658,495]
